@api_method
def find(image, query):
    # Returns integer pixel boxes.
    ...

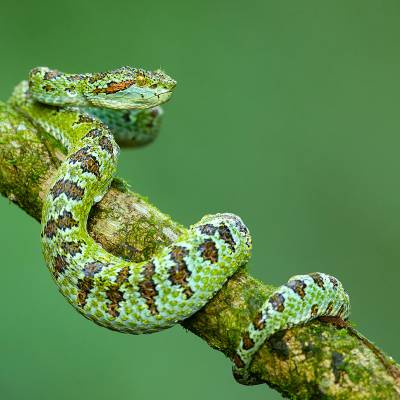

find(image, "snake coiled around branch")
[7,66,350,385]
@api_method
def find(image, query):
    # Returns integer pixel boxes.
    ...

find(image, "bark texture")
[1,102,399,399]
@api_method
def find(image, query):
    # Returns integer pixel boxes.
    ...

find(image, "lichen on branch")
[0,101,399,399]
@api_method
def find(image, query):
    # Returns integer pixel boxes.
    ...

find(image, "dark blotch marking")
[43,218,57,239]
[77,263,110,308]
[116,267,130,284]
[224,214,248,237]
[83,261,105,277]
[50,179,85,201]
[311,304,319,316]
[61,240,83,256]
[44,211,79,238]
[106,287,124,318]
[325,301,334,315]
[253,310,266,331]
[286,279,307,299]
[99,136,114,156]
[106,267,130,318]
[84,128,103,140]
[218,224,236,252]
[331,351,345,383]
[329,276,339,290]
[77,277,93,308]
[169,246,193,298]
[236,220,248,235]
[199,239,219,264]
[269,292,285,312]
[138,262,159,315]
[170,246,189,263]
[73,114,94,125]
[53,254,68,277]
[56,210,79,231]
[69,146,101,177]
[44,69,60,80]
[198,224,217,236]
[268,331,289,360]
[241,332,255,350]
[229,217,251,248]
[309,273,325,289]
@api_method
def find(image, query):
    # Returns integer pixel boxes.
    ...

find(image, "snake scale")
[5,66,350,385]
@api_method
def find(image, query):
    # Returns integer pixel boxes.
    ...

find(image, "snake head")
[87,67,177,109]
[28,66,177,110]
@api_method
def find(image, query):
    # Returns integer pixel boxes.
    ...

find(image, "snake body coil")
[7,66,350,385]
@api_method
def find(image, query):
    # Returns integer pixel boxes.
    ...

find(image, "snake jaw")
[88,86,174,110]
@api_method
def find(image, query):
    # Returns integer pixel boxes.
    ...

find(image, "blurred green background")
[1,1,399,399]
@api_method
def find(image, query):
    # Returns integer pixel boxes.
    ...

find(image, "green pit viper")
[3,66,350,385]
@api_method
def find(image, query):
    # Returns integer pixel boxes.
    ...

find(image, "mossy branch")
[1,102,399,399]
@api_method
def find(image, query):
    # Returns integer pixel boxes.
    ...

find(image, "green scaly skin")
[5,66,350,385]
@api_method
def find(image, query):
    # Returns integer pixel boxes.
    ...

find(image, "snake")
[5,66,351,385]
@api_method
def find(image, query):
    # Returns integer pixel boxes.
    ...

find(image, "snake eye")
[150,83,158,89]
[136,74,146,87]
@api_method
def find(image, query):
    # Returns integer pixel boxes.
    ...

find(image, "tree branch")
[1,101,399,399]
